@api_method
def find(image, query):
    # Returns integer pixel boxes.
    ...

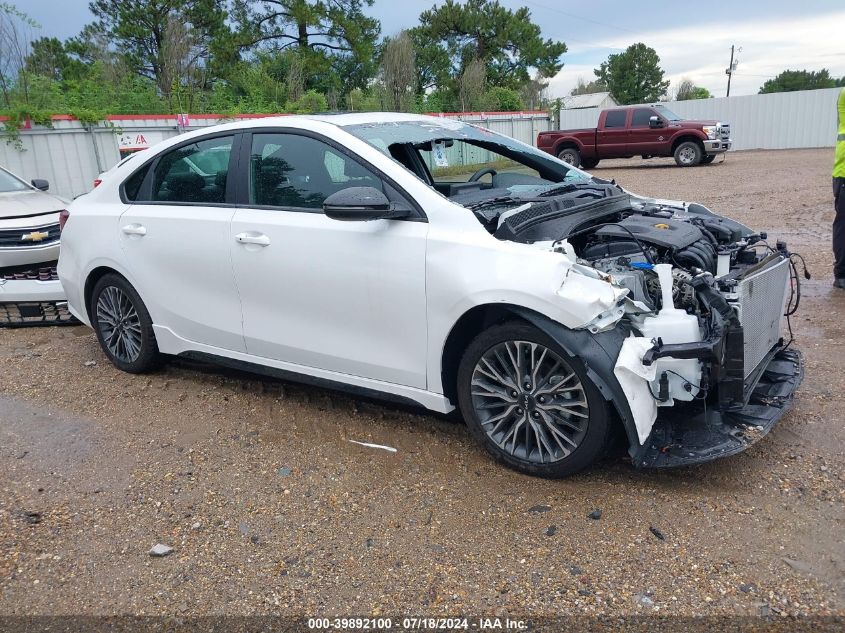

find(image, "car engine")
[476,182,805,411]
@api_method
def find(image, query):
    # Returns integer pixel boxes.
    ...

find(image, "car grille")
[735,256,791,377]
[718,123,731,142]
[0,223,61,248]
[0,262,60,281]
[0,300,76,327]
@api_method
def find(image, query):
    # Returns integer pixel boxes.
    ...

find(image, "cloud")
[547,10,845,98]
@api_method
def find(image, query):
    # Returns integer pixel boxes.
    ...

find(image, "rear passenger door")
[596,109,629,157]
[118,133,246,352]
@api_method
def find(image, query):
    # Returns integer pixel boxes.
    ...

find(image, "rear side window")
[249,132,382,209]
[631,108,655,127]
[604,110,627,128]
[143,136,234,204]
[123,165,150,201]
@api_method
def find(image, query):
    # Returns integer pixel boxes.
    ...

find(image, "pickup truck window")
[653,104,683,121]
[604,110,627,128]
[631,108,656,127]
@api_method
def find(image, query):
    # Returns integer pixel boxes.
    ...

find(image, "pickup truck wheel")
[557,147,581,167]
[674,141,703,167]
[580,158,600,170]
[457,322,612,478]
[701,154,716,164]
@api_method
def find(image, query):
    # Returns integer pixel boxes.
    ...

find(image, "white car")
[58,113,803,477]
[0,166,71,325]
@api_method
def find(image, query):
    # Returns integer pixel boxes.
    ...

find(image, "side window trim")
[234,127,426,222]
[121,131,241,206]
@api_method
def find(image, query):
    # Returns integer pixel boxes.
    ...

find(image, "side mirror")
[323,186,409,221]
[648,116,663,129]
[31,178,49,191]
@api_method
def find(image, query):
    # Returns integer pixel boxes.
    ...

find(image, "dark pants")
[836,178,845,278]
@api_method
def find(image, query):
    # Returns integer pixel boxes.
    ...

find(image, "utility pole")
[725,45,741,97]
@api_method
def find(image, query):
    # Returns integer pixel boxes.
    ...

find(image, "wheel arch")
[440,303,640,452]
[671,133,705,154]
[553,138,583,156]
[84,265,127,321]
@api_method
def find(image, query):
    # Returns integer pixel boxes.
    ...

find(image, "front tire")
[557,147,581,167]
[457,322,612,478]
[674,141,703,167]
[90,274,161,373]
[701,154,716,164]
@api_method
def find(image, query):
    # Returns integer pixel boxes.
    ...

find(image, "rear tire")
[580,158,600,170]
[674,141,703,167]
[456,321,612,478]
[90,273,161,373]
[557,147,581,168]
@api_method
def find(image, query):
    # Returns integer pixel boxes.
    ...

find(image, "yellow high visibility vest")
[835,87,845,178]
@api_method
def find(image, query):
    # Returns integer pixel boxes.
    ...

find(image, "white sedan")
[58,113,803,477]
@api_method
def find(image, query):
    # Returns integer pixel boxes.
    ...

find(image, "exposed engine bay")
[458,180,807,466]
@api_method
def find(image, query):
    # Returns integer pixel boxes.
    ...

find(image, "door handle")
[121,223,146,236]
[235,232,271,246]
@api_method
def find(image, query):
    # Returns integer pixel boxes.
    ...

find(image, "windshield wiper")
[464,195,523,211]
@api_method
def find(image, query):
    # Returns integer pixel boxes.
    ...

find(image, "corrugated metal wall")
[558,87,842,151]
[0,111,552,200]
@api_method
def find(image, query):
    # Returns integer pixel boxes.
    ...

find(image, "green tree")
[675,78,711,101]
[570,77,606,96]
[232,0,380,96]
[759,69,838,94]
[485,86,524,111]
[594,43,669,105]
[88,0,228,100]
[413,0,565,91]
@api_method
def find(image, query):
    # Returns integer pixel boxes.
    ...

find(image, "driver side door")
[229,130,430,388]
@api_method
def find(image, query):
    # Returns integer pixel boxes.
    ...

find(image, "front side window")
[631,108,656,127]
[148,136,233,203]
[249,133,382,209]
[604,110,627,128]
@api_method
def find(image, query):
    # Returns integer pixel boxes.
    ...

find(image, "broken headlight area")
[495,187,807,467]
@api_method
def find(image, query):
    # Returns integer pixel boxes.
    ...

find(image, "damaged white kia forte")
[58,113,804,477]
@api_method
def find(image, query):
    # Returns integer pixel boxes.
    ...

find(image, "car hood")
[669,119,720,128]
[0,190,67,220]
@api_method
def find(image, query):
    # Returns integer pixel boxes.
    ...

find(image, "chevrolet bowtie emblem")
[21,230,50,242]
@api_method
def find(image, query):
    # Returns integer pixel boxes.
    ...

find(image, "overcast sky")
[23,0,845,99]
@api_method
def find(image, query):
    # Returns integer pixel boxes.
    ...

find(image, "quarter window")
[604,110,627,128]
[631,108,656,127]
[249,133,382,209]
[148,136,234,203]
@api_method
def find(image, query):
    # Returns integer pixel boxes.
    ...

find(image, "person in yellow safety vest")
[834,87,845,289]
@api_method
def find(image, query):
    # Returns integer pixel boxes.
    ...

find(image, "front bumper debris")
[0,300,77,327]
[0,263,75,327]
[633,348,803,468]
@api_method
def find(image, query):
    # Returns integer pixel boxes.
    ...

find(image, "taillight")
[59,210,70,232]
[93,179,102,188]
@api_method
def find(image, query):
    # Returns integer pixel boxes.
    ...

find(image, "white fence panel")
[558,87,842,151]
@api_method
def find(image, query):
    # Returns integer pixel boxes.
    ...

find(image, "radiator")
[735,256,791,377]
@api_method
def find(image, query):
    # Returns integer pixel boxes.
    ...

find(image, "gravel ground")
[0,149,843,620]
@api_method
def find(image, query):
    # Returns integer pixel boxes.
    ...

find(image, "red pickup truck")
[537,104,731,168]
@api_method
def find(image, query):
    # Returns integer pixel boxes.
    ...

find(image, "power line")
[522,0,640,35]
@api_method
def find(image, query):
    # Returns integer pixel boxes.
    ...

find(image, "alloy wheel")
[470,340,589,464]
[96,286,143,363]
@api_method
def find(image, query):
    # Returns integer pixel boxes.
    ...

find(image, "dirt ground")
[1,149,843,621]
